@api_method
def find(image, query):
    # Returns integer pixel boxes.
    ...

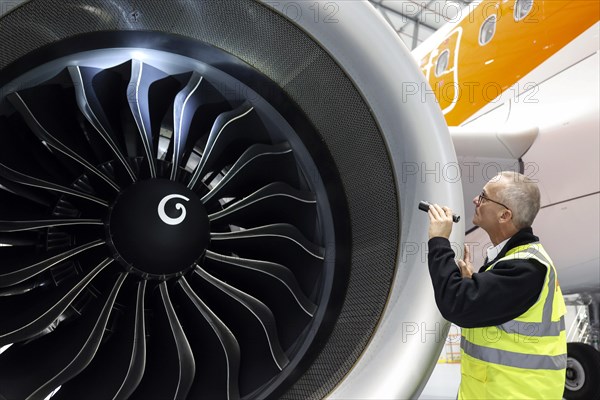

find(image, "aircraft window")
[514,0,534,21]
[435,50,450,77]
[479,15,497,46]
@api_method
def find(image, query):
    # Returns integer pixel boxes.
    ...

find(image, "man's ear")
[499,209,512,223]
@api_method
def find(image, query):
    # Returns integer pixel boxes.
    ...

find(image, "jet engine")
[0,1,464,398]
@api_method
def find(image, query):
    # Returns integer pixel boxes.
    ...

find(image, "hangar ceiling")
[368,0,476,49]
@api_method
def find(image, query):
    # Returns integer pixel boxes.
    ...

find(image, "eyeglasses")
[477,191,511,211]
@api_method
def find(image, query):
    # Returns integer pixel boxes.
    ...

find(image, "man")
[427,171,567,400]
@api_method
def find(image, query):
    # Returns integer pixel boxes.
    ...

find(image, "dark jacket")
[427,227,547,328]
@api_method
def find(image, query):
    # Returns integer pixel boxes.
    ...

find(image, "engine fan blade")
[0,163,108,207]
[170,72,204,181]
[194,265,289,371]
[210,224,323,294]
[0,270,125,400]
[25,273,127,400]
[176,276,241,400]
[187,103,267,189]
[0,218,103,233]
[6,92,120,192]
[127,60,166,178]
[201,142,299,204]
[0,257,112,346]
[128,282,195,400]
[68,66,137,183]
[52,279,147,400]
[205,250,316,317]
[209,181,316,238]
[0,239,105,288]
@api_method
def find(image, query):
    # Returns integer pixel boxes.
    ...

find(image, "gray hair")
[496,171,541,229]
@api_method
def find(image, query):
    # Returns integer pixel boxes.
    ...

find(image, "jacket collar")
[480,227,539,271]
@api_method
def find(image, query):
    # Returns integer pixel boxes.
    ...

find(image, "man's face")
[472,177,508,230]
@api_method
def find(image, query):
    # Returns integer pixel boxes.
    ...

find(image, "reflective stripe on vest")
[461,336,567,370]
[517,246,555,324]
[494,245,564,337]
[497,316,565,337]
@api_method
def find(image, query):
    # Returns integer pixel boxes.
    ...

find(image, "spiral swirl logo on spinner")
[158,194,190,225]
[105,180,210,278]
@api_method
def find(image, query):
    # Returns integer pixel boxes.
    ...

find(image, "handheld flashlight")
[419,200,460,223]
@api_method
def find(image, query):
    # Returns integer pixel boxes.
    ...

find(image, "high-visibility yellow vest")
[459,242,567,400]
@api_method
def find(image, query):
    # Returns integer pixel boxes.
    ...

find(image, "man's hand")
[457,244,474,279]
[427,203,454,240]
